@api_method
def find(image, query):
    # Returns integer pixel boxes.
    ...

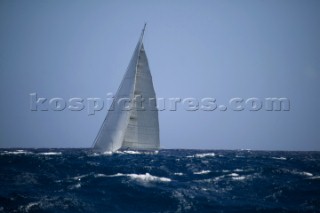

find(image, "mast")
[141,23,147,41]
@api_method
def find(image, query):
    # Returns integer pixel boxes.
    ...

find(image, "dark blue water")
[0,149,319,213]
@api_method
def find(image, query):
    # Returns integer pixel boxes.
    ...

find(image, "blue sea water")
[0,149,319,213]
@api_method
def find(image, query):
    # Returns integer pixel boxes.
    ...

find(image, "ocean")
[0,149,319,213]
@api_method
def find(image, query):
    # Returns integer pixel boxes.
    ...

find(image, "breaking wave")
[38,152,62,155]
[271,156,287,160]
[193,170,211,175]
[107,172,171,182]
[187,152,215,158]
[1,150,33,155]
[0,149,319,212]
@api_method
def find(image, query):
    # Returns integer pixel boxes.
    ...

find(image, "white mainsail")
[93,25,159,152]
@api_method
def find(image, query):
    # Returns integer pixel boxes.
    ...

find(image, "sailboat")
[93,24,160,152]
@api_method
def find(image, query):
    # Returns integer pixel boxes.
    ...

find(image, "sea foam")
[187,153,215,158]
[107,173,171,182]
[38,152,62,156]
[194,170,211,175]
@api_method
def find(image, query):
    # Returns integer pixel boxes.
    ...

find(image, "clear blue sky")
[1,0,319,150]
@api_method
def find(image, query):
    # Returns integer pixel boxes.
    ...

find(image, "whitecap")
[195,153,215,158]
[72,174,90,181]
[38,152,62,156]
[103,151,113,155]
[187,152,215,158]
[107,173,171,182]
[302,172,313,177]
[194,170,210,175]
[123,150,141,155]
[214,175,225,181]
[234,169,244,172]
[24,201,40,212]
[271,157,286,160]
[2,150,32,155]
[114,150,156,155]
[20,195,83,212]
[290,170,313,177]
[107,173,125,177]
[228,173,239,177]
[88,153,100,157]
[174,173,184,176]
[128,173,171,182]
[69,183,81,189]
[232,176,246,181]
[94,173,108,178]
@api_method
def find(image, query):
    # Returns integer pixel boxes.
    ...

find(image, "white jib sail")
[93,25,159,152]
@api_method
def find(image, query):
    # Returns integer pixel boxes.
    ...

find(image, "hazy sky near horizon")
[1,0,320,150]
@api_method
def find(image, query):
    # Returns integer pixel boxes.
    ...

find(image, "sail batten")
[93,26,159,152]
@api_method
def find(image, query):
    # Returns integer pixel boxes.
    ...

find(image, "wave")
[19,195,86,212]
[114,150,158,155]
[1,149,319,212]
[123,150,142,155]
[301,172,313,177]
[232,176,246,181]
[89,150,157,156]
[227,173,247,181]
[194,170,210,175]
[307,176,320,180]
[72,174,91,181]
[24,201,40,212]
[187,152,215,158]
[88,153,101,157]
[103,151,113,155]
[105,172,171,183]
[1,150,33,155]
[213,175,225,181]
[38,152,62,156]
[1,150,62,156]
[69,183,81,189]
[271,157,287,160]
[172,190,193,212]
[87,152,113,156]
[174,172,184,176]
[94,173,108,178]
[289,170,313,177]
